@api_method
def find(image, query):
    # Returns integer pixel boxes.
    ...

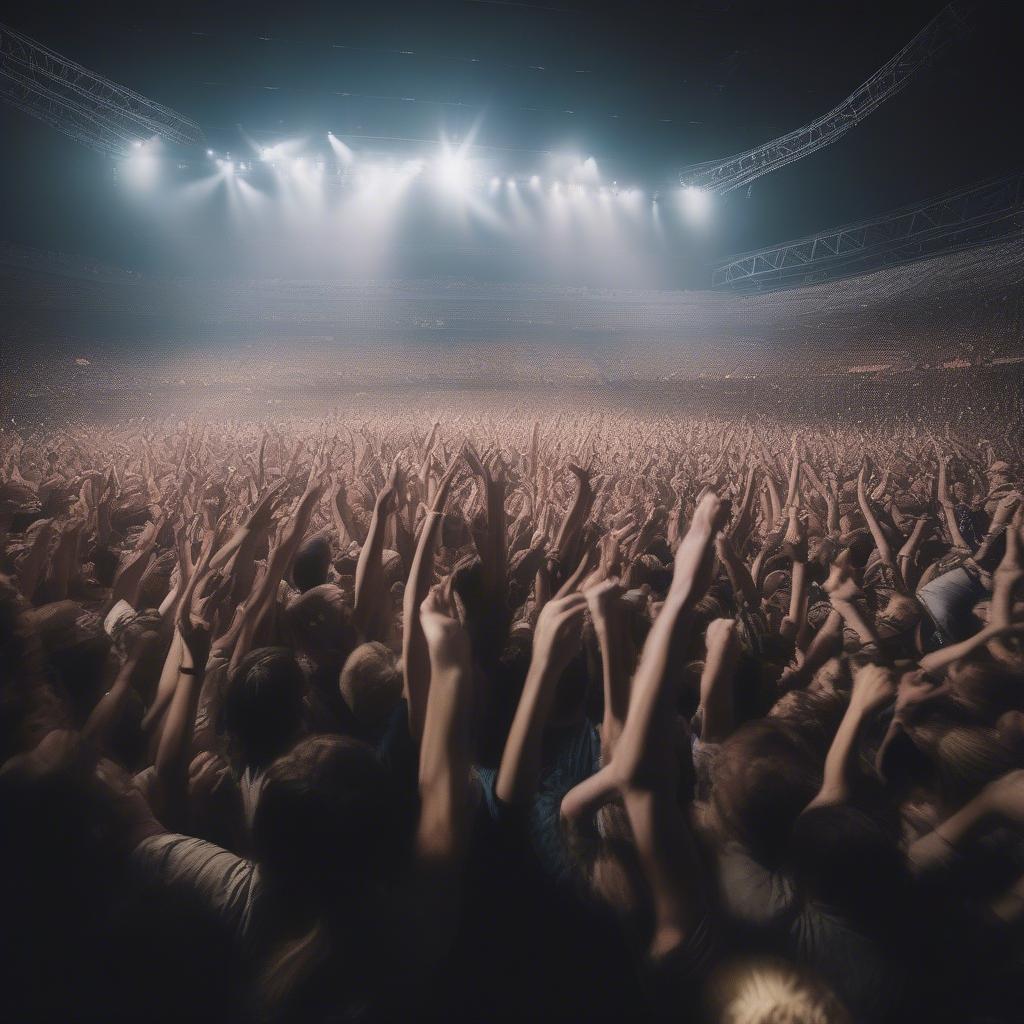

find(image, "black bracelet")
[179,665,198,676]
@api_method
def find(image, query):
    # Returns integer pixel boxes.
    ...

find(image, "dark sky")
[1,0,1021,284]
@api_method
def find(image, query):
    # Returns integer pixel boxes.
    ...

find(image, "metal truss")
[711,170,1024,290]
[0,22,204,157]
[680,1,977,195]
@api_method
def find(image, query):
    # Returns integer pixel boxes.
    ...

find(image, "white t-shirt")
[133,833,265,956]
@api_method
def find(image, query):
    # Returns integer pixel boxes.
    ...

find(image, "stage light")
[437,148,469,191]
[682,185,710,220]
[260,147,274,161]
[490,176,501,189]
[123,143,158,188]
[530,175,540,189]
[328,134,354,163]
[506,177,516,188]
[206,149,214,158]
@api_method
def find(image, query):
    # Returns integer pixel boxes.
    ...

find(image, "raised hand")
[849,663,896,715]
[419,582,470,669]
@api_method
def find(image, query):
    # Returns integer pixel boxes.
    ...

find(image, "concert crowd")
[1,407,1023,1023]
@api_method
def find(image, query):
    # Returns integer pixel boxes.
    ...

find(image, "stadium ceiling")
[711,170,1024,291]
[680,0,978,196]
[0,21,204,157]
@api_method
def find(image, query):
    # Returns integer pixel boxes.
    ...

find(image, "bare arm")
[806,664,894,810]
[698,618,740,744]
[402,459,459,743]
[83,632,159,746]
[153,534,217,826]
[353,459,402,640]
[414,585,476,964]
[586,579,634,757]
[495,592,587,805]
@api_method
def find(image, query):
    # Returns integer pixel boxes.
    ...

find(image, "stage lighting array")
[119,132,712,224]
[161,138,650,197]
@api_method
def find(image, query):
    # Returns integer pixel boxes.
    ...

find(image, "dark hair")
[711,720,821,869]
[253,736,410,1019]
[254,735,408,898]
[790,804,909,926]
[948,661,1024,723]
[291,535,332,593]
[285,584,359,662]
[768,689,848,758]
[222,647,306,770]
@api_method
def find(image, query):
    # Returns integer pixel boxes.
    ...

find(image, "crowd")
[1,406,1022,1023]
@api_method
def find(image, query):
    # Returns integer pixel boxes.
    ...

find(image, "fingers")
[553,546,598,599]
[705,617,738,650]
[584,577,625,612]
[671,491,725,593]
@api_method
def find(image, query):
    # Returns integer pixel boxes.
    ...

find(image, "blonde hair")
[707,958,850,1024]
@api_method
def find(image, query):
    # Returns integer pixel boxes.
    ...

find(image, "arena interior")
[1,3,1024,1023]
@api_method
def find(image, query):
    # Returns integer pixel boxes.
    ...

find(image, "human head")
[790,805,908,925]
[292,535,332,593]
[253,735,408,907]
[285,584,359,663]
[710,721,821,868]
[945,660,1023,722]
[338,642,403,738]
[222,647,306,770]
[986,460,1011,488]
[704,956,851,1024]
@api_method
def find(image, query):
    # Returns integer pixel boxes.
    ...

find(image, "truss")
[0,22,204,157]
[680,1,977,195]
[711,170,1024,290]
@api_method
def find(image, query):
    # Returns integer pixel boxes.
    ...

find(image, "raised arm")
[585,578,634,758]
[495,592,588,805]
[857,464,896,573]
[108,512,166,611]
[780,507,809,642]
[229,474,325,675]
[936,451,970,550]
[414,584,476,962]
[908,769,1024,877]
[698,618,740,744]
[83,630,160,747]
[805,663,894,810]
[353,458,403,640]
[614,494,725,958]
[153,532,217,826]
[402,458,460,743]
[560,494,726,960]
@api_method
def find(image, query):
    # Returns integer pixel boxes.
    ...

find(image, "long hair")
[252,735,411,1021]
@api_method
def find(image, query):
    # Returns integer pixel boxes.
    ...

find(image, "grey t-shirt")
[132,833,266,958]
